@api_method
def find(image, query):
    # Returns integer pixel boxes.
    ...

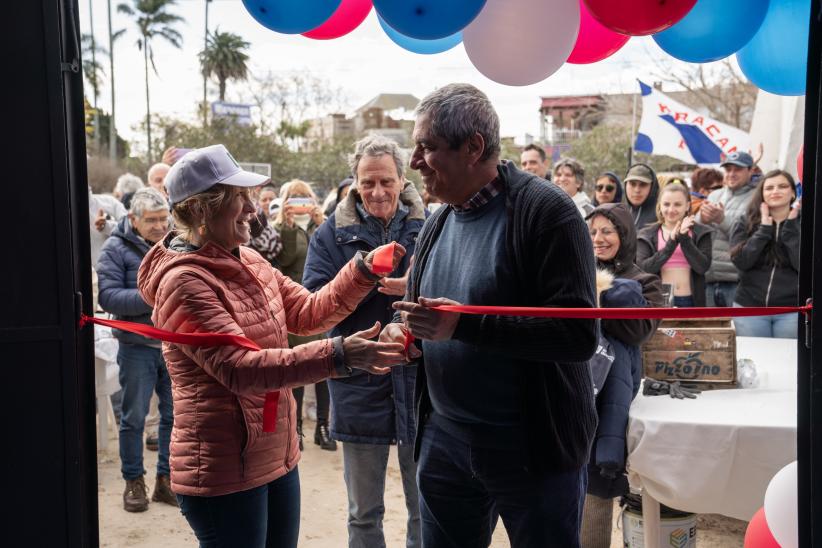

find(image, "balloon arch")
[240,0,809,96]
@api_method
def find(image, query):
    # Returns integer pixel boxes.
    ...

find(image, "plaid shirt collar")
[451,176,504,212]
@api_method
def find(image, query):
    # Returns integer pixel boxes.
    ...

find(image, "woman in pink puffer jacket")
[138,145,407,548]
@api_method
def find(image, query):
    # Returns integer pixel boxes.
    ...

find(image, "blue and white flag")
[634,80,751,165]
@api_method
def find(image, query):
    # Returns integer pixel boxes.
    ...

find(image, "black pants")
[293,381,330,424]
[177,468,300,548]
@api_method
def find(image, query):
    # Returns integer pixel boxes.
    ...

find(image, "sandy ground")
[98,420,745,547]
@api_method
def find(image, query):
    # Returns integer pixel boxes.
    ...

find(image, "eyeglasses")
[595,184,615,192]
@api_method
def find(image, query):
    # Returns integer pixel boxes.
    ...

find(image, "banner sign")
[634,80,751,165]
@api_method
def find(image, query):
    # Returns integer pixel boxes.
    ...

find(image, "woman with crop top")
[636,182,713,307]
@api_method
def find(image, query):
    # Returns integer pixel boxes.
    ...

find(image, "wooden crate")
[642,318,737,386]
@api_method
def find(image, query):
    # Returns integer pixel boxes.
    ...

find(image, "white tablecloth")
[627,336,797,521]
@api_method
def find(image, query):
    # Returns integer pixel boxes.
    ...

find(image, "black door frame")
[798,2,822,545]
[5,0,820,546]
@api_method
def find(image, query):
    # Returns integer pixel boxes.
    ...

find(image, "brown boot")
[151,474,179,507]
[123,476,149,512]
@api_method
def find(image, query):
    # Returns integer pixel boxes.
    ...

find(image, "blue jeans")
[673,295,695,307]
[417,417,587,548]
[342,442,421,548]
[705,282,737,308]
[733,303,799,338]
[117,343,173,479]
[177,468,301,548]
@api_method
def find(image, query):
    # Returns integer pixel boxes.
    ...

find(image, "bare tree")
[243,70,348,147]
[651,58,758,131]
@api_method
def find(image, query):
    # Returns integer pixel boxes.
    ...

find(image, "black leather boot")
[314,422,337,451]
[296,418,304,451]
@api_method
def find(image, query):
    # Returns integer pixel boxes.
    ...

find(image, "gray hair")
[147,162,170,181]
[114,173,144,196]
[415,83,500,161]
[554,158,586,190]
[349,134,405,181]
[129,187,169,218]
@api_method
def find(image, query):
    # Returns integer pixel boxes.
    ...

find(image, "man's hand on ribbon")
[380,323,422,360]
[342,321,408,375]
[392,297,461,341]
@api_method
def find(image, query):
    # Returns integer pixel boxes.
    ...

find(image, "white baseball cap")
[165,144,270,206]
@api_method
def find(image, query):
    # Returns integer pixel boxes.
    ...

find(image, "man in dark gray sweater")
[384,83,598,547]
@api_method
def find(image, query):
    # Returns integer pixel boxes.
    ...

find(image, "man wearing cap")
[696,151,758,307]
[623,163,660,232]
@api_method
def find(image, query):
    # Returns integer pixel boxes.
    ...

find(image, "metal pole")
[107,0,116,162]
[89,0,100,153]
[627,93,636,169]
[203,0,210,125]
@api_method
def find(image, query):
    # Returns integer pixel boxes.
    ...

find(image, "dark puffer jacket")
[587,203,665,345]
[636,222,713,307]
[302,182,426,445]
[730,216,801,307]
[96,216,156,346]
[588,278,646,499]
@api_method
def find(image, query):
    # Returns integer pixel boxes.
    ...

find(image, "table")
[627,337,797,539]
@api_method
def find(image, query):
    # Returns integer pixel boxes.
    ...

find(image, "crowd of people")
[88,82,802,548]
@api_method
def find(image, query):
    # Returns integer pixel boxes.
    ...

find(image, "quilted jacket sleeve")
[277,256,379,337]
[155,271,338,395]
[96,239,153,317]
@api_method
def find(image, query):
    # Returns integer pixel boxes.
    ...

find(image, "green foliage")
[153,115,355,192]
[85,100,129,159]
[199,29,251,101]
[499,139,522,164]
[567,124,685,183]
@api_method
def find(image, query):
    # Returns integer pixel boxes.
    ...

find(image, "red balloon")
[583,0,696,36]
[568,0,630,64]
[797,145,804,182]
[302,0,372,40]
[744,507,780,548]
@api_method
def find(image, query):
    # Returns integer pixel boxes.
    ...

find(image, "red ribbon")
[81,315,262,350]
[82,302,812,432]
[81,314,281,432]
[371,242,396,274]
[432,304,813,319]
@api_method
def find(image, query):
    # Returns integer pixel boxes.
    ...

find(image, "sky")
[79,0,705,153]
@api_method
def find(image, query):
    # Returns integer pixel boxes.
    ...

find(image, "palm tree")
[81,33,108,150]
[199,29,251,102]
[117,0,183,162]
[107,0,127,162]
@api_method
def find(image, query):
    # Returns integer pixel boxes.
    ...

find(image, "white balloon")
[764,460,798,548]
[463,0,580,86]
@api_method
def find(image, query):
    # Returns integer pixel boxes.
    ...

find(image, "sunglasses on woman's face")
[596,184,615,192]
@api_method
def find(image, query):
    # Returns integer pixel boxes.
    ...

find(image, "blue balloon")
[653,0,769,63]
[737,0,810,96]
[242,0,342,34]
[374,0,485,40]
[378,15,462,55]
